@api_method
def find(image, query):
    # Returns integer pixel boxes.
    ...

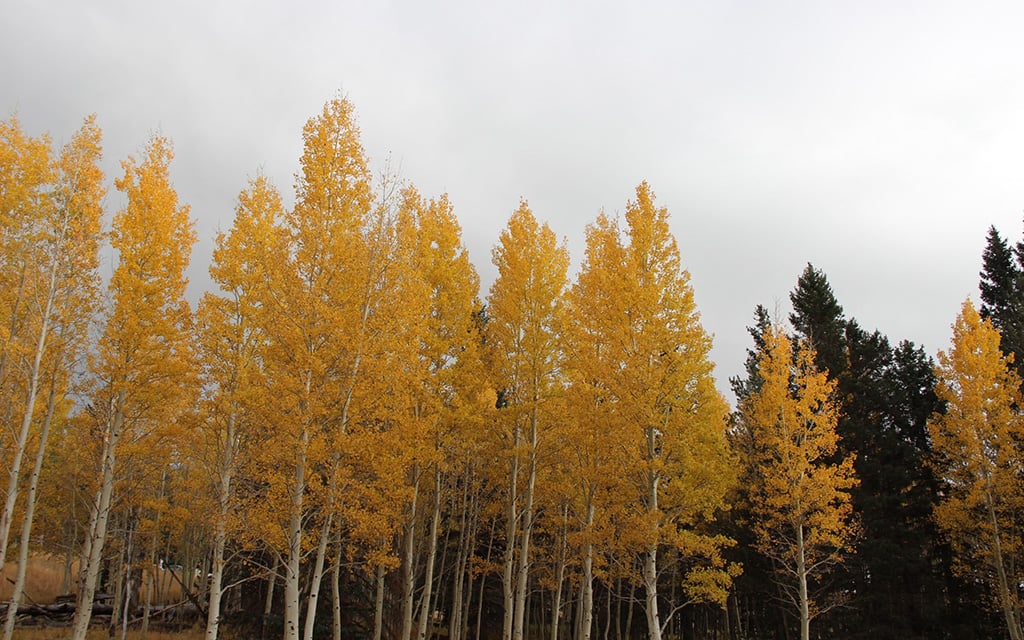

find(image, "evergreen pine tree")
[729,304,771,400]
[789,263,848,378]
[979,225,1024,380]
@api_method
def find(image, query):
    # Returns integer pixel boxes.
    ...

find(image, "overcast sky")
[4,1,1023,402]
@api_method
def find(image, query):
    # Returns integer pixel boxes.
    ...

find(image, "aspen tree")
[70,134,197,640]
[409,189,485,640]
[486,201,569,640]
[930,300,1024,640]
[740,325,857,640]
[578,183,734,640]
[196,174,284,640]
[248,97,376,640]
[561,212,632,640]
[0,117,54,577]
[0,115,104,640]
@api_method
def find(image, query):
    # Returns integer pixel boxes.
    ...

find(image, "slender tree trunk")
[513,410,538,640]
[796,524,810,640]
[303,512,334,640]
[450,469,472,640]
[985,491,1024,640]
[119,519,135,640]
[644,543,662,640]
[643,428,662,640]
[109,513,128,639]
[475,524,495,640]
[613,578,621,640]
[143,472,169,639]
[402,470,421,640]
[624,581,635,640]
[460,473,482,640]
[503,427,520,640]
[283,432,309,640]
[373,563,386,640]
[417,466,443,640]
[141,569,153,638]
[70,393,126,640]
[581,499,595,640]
[262,557,277,640]
[0,235,61,577]
[331,530,343,640]
[1,374,59,640]
[206,413,237,640]
[549,504,567,640]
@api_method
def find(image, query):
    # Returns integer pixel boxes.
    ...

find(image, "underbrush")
[10,628,204,640]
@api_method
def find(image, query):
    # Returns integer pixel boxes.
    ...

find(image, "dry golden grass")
[1,556,74,604]
[3,555,185,608]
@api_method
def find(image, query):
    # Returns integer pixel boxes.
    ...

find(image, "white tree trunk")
[985,491,1024,640]
[580,500,595,640]
[402,472,420,640]
[643,435,662,640]
[1,375,59,640]
[548,504,567,640]
[70,393,125,640]
[205,414,237,640]
[283,434,308,640]
[502,429,520,640]
[0,220,62,578]
[331,529,343,640]
[373,563,386,640]
[302,513,333,640]
[513,410,538,640]
[416,467,442,640]
[796,524,810,640]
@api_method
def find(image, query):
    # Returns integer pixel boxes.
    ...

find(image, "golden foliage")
[930,300,1024,636]
[740,324,858,626]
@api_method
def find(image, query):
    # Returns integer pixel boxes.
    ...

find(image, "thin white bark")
[502,426,520,640]
[205,413,237,640]
[331,529,343,640]
[643,425,662,640]
[0,220,63,576]
[580,501,595,640]
[797,524,809,640]
[548,504,567,640]
[402,471,421,640]
[70,392,125,640]
[263,556,277,620]
[373,563,386,640]
[416,466,442,640]
[450,467,475,640]
[513,409,538,640]
[283,428,309,640]
[1,373,59,640]
[985,488,1024,640]
[302,513,333,640]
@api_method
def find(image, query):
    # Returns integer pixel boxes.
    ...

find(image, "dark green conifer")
[979,224,1024,379]
[789,263,848,378]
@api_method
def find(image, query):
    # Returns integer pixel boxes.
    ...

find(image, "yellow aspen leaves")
[930,300,1024,640]
[740,324,857,640]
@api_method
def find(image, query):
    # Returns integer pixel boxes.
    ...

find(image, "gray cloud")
[4,0,1023,402]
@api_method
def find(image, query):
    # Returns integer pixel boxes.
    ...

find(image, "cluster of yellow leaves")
[559,182,736,624]
[740,325,858,625]
[930,300,1024,638]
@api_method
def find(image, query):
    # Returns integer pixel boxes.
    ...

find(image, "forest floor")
[10,629,204,640]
